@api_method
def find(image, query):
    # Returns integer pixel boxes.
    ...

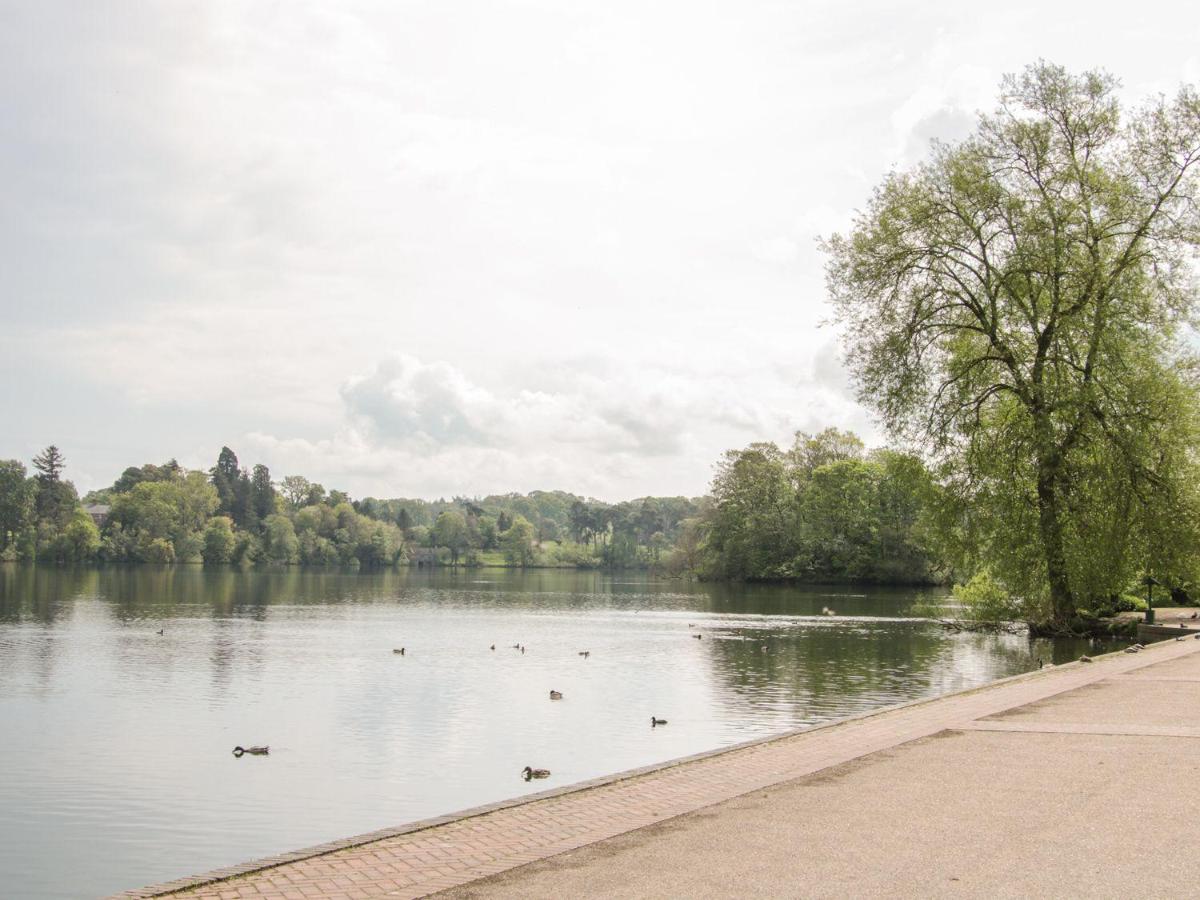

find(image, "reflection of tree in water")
[0,565,97,624]
[703,620,958,728]
[0,566,100,695]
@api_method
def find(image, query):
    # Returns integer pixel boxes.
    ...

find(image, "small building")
[85,504,110,527]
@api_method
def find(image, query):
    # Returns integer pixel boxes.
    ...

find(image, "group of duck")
[399,638,674,781]
[232,631,685,772]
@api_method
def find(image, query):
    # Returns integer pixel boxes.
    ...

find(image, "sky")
[2,1,1199,501]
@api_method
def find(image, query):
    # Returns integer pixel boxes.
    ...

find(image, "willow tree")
[824,63,1200,627]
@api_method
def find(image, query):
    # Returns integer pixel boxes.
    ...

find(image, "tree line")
[0,433,943,580]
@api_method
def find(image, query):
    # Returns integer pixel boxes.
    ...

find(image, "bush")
[953,571,1022,622]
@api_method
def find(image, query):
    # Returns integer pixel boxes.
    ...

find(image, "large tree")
[825,63,1200,626]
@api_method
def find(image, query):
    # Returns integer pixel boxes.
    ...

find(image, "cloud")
[339,354,693,457]
[233,350,877,500]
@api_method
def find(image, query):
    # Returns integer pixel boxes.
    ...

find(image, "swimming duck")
[156,628,164,636]
[512,643,521,649]
[490,644,495,650]
[393,647,406,655]
[522,766,550,780]
[549,690,563,700]
[651,717,667,727]
[578,651,590,659]
[232,745,269,757]
[693,634,703,640]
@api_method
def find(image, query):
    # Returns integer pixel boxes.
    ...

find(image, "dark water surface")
[0,565,1119,898]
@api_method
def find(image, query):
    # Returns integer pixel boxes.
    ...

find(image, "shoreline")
[109,636,1183,899]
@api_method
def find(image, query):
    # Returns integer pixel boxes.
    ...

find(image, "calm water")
[0,565,1119,899]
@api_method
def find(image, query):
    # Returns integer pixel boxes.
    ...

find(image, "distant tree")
[501,515,536,567]
[31,445,77,530]
[0,460,33,549]
[231,470,255,531]
[279,475,311,512]
[396,507,413,532]
[210,447,240,516]
[791,428,865,475]
[202,516,236,564]
[31,445,65,482]
[433,510,470,564]
[250,464,275,523]
[263,514,300,563]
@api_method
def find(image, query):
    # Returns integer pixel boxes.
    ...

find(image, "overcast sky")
[2,1,1198,500]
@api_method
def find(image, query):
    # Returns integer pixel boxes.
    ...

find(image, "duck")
[821,606,837,616]
[1079,655,1094,663]
[522,766,550,780]
[490,644,495,651]
[1124,646,1140,653]
[1192,611,1198,619]
[651,717,667,727]
[156,628,164,636]
[549,690,563,700]
[693,634,703,640]
[578,651,590,659]
[232,745,269,757]
[512,643,521,649]
[393,647,406,655]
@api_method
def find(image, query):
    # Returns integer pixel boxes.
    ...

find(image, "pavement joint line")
[110,637,1200,900]
[958,721,1200,737]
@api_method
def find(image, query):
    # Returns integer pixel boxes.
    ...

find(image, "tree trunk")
[1036,464,1074,628]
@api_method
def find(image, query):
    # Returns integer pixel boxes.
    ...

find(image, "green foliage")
[702,433,938,583]
[0,460,34,549]
[825,62,1200,626]
[262,514,300,564]
[433,510,469,564]
[952,571,1026,623]
[202,517,235,564]
[500,515,536,567]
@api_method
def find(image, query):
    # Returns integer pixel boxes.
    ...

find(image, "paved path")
[115,637,1200,900]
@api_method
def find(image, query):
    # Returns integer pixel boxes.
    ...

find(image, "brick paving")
[110,639,1200,900]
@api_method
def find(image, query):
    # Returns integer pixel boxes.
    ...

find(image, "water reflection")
[0,564,1123,899]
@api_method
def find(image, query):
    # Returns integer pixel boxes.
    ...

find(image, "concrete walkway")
[117,637,1200,900]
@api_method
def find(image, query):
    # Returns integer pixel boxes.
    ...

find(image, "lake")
[0,565,1118,899]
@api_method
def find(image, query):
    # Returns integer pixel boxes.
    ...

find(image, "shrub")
[953,571,1023,622]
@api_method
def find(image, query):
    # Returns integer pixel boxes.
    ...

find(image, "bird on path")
[1080,655,1094,663]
